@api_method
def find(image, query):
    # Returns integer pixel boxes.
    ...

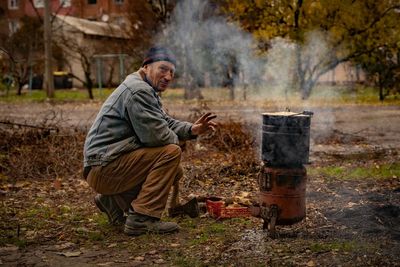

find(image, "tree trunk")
[301,83,311,100]
[84,72,94,100]
[182,45,203,100]
[107,65,115,88]
[301,78,317,100]
[184,82,203,99]
[243,84,248,101]
[43,0,54,98]
[294,0,306,99]
[17,82,23,96]
[229,85,234,100]
[378,74,385,101]
[379,84,384,101]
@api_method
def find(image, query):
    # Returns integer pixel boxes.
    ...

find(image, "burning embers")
[254,111,313,237]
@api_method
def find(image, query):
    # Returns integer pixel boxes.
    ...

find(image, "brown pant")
[86,144,182,218]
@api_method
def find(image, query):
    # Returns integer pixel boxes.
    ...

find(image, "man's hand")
[191,113,217,136]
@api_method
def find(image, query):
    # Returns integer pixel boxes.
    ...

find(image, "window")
[8,0,19,10]
[88,0,97,4]
[33,0,44,8]
[114,0,124,4]
[9,20,20,35]
[59,0,71,7]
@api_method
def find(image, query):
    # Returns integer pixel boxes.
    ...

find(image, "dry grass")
[0,120,260,183]
[0,126,84,183]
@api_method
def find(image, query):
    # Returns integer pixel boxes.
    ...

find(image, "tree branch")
[27,0,43,23]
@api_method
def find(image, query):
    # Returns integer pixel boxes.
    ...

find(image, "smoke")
[157,0,339,152]
[262,31,339,147]
[156,0,264,89]
[262,38,297,99]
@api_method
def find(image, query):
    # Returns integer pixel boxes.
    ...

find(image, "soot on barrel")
[262,111,312,167]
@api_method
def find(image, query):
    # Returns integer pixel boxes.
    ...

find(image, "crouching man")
[83,46,217,236]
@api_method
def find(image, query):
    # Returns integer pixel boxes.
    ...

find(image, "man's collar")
[137,68,160,93]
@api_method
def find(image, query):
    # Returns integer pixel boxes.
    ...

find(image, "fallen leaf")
[154,259,164,264]
[148,250,157,255]
[134,256,145,261]
[97,262,114,266]
[25,230,37,240]
[53,179,62,190]
[346,202,357,208]
[307,260,315,267]
[170,243,180,247]
[57,251,82,257]
[114,260,128,263]
[107,243,117,248]
[75,227,89,233]
[54,242,75,250]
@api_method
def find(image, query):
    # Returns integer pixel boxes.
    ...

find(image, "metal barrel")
[261,111,312,166]
[259,166,307,225]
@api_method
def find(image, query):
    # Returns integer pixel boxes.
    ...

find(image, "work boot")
[124,212,179,236]
[94,194,125,225]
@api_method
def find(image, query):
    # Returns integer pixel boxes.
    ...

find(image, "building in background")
[318,63,365,85]
[0,0,149,89]
[0,0,129,36]
[53,14,131,88]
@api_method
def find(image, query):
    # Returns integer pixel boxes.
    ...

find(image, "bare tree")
[53,16,130,99]
[147,0,176,23]
[55,32,97,99]
[0,17,44,95]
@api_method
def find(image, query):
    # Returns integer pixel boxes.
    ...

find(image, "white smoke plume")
[157,0,264,89]
[157,0,338,154]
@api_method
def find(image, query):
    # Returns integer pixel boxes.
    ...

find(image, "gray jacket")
[83,72,194,167]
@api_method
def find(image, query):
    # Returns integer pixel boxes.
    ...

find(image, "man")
[83,46,217,236]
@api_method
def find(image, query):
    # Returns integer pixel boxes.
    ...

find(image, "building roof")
[54,15,129,39]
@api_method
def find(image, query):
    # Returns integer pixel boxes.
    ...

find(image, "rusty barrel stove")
[255,111,312,236]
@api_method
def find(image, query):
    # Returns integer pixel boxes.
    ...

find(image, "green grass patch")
[189,232,210,246]
[301,84,400,105]
[206,222,227,234]
[0,88,114,102]
[309,240,357,253]
[184,221,229,246]
[2,84,399,105]
[0,236,28,248]
[177,218,198,229]
[91,213,110,227]
[308,163,400,180]
[23,205,53,221]
[170,254,205,267]
[87,231,105,242]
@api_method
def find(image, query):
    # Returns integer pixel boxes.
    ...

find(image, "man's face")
[143,61,175,92]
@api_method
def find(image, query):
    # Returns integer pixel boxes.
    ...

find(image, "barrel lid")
[262,111,309,117]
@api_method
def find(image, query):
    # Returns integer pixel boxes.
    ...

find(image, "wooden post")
[44,0,54,98]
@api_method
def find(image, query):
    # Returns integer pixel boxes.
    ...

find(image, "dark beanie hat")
[142,46,176,67]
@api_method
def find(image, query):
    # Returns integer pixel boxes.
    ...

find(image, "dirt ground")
[0,101,399,266]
